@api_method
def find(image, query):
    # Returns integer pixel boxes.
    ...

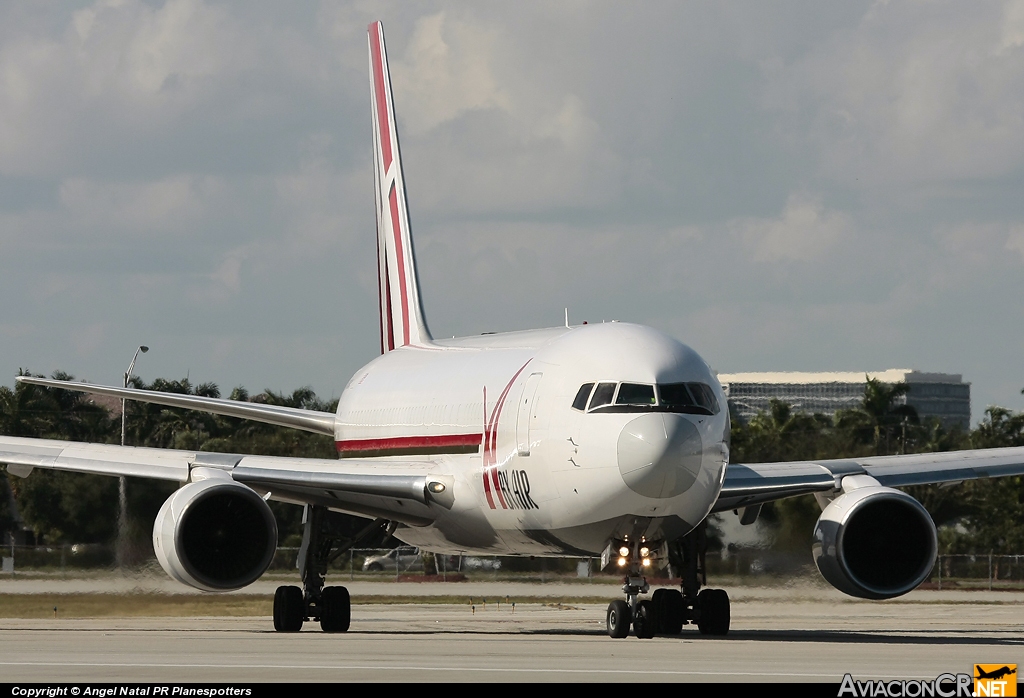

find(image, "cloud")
[70,322,108,356]
[1,1,1023,420]
[766,0,1024,187]
[736,194,849,263]
[390,12,510,135]
[58,175,224,237]
[0,0,255,177]
[185,251,246,306]
[0,0,339,180]
[1006,224,1024,261]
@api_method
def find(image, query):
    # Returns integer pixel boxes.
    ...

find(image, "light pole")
[117,345,148,569]
[121,345,148,446]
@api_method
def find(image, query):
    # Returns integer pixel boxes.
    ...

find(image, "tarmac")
[1,573,1022,683]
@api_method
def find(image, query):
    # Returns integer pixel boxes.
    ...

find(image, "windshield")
[616,383,655,405]
[658,382,719,415]
[572,380,720,415]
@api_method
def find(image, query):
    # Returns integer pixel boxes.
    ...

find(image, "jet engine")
[153,474,278,592]
[812,477,937,600]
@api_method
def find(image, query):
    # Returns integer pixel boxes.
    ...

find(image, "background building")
[717,369,971,430]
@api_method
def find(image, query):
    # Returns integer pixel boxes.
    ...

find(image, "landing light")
[642,558,651,568]
[618,546,630,558]
[427,481,446,494]
[617,557,627,567]
[639,546,650,557]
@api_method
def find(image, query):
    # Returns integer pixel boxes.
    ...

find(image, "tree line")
[729,379,1024,554]
[0,370,337,551]
[2,371,1023,558]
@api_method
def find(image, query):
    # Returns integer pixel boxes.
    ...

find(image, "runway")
[2,587,1022,683]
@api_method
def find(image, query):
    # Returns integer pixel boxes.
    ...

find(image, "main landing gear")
[604,521,730,639]
[273,505,389,633]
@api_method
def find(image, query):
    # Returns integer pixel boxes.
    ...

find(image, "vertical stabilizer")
[368,21,432,352]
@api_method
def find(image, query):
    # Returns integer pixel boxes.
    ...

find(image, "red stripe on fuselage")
[337,434,483,454]
[481,386,495,508]
[487,392,508,509]
[482,361,532,509]
[369,23,393,172]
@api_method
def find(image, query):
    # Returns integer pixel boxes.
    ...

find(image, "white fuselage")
[333,322,730,556]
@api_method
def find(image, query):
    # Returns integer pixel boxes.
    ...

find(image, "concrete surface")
[1,582,1022,682]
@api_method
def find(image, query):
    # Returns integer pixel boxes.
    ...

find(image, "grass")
[3,583,1021,618]
[0,593,622,618]
[0,593,272,618]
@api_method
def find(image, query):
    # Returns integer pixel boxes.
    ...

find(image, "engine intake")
[153,477,278,592]
[812,483,937,600]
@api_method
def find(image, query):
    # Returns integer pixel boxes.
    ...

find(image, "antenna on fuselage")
[564,308,569,328]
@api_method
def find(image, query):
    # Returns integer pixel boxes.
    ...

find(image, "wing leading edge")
[713,446,1024,513]
[16,376,337,436]
[0,435,452,527]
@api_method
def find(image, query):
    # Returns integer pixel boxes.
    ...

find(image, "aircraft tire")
[320,586,351,633]
[653,588,685,635]
[273,585,304,632]
[633,599,655,639]
[606,600,631,639]
[696,588,730,636]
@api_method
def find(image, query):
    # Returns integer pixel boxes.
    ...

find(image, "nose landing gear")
[603,521,731,638]
[606,599,631,638]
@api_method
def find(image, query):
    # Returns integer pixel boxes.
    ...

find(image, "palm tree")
[836,377,918,455]
[37,371,114,442]
[0,372,49,437]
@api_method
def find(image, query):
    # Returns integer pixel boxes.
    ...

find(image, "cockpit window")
[686,382,720,414]
[657,383,696,409]
[572,383,594,411]
[588,382,617,410]
[616,383,655,405]
[576,380,720,415]
[658,382,720,415]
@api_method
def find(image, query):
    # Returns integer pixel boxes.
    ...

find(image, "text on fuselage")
[485,468,539,510]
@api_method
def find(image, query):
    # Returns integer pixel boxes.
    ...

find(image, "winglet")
[368,21,432,353]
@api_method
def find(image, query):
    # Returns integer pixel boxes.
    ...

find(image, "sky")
[1,0,1023,422]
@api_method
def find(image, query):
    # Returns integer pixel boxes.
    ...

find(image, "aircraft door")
[516,373,543,456]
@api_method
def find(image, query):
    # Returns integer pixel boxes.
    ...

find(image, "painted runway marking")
[0,662,836,677]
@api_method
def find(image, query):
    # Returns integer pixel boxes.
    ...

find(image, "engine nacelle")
[153,476,278,592]
[812,482,937,600]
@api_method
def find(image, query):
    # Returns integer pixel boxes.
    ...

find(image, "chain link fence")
[931,553,1024,590]
[3,544,1024,589]
[0,544,563,581]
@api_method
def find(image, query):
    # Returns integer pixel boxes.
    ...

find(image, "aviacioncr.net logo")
[974,664,1017,697]
[839,673,974,697]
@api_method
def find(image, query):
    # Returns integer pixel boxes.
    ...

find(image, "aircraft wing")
[15,376,337,436]
[712,446,1024,513]
[0,436,451,527]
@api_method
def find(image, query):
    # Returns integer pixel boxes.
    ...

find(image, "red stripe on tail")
[369,23,393,172]
[384,253,395,351]
[388,183,411,345]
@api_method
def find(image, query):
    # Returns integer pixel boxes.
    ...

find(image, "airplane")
[4,20,1024,639]
[975,667,1017,681]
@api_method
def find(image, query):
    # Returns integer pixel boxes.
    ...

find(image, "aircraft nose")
[616,413,703,498]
